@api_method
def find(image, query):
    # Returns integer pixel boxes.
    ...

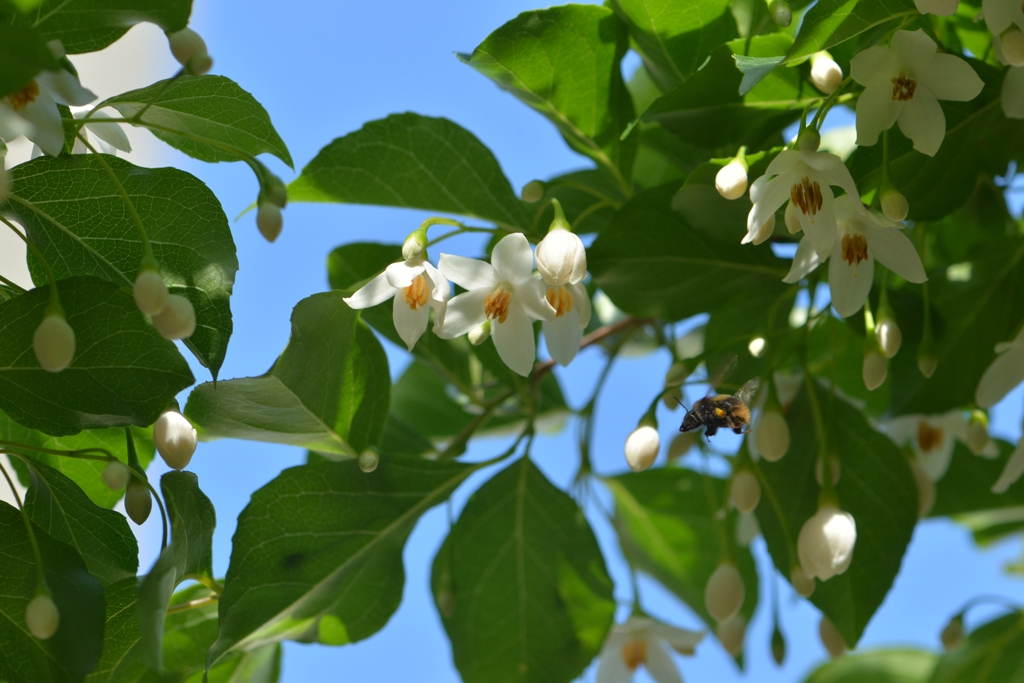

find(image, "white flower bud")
[790,565,816,597]
[815,453,842,487]
[736,510,760,547]
[785,200,802,234]
[521,180,545,203]
[34,313,75,373]
[819,616,846,659]
[755,409,790,462]
[167,28,209,67]
[876,317,902,358]
[26,593,59,639]
[125,478,152,525]
[358,450,379,472]
[102,460,130,490]
[910,457,935,518]
[717,615,746,656]
[152,294,196,340]
[967,416,990,456]
[1002,28,1024,67]
[705,562,745,623]
[798,505,857,581]
[798,128,821,153]
[133,269,168,316]
[770,0,792,26]
[468,321,491,346]
[535,228,586,286]
[881,190,909,222]
[940,616,964,650]
[730,469,761,513]
[810,53,843,94]
[402,234,426,261]
[624,425,660,472]
[257,201,283,243]
[863,350,887,391]
[668,432,696,459]
[716,159,748,200]
[748,336,766,358]
[154,409,197,470]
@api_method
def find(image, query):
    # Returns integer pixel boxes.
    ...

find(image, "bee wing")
[705,353,738,395]
[735,377,761,406]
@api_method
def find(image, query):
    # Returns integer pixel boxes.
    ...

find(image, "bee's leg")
[704,425,718,440]
[733,427,744,435]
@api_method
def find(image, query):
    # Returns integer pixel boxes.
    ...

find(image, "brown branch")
[531,316,654,383]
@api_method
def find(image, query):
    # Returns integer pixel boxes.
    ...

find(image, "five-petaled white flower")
[595,616,704,683]
[783,195,926,317]
[747,149,859,260]
[880,410,997,482]
[850,30,983,157]
[534,226,591,366]
[344,254,450,351]
[976,323,1024,408]
[437,233,554,376]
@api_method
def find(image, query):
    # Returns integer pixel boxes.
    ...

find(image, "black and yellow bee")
[680,377,760,440]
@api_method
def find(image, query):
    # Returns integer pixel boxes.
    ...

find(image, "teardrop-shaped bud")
[940,615,964,650]
[535,227,586,286]
[798,504,857,581]
[705,562,745,623]
[26,593,60,639]
[133,269,169,316]
[715,159,748,200]
[810,52,843,95]
[967,412,990,456]
[814,452,842,487]
[125,478,152,525]
[33,313,75,373]
[717,615,746,656]
[154,409,197,470]
[257,201,283,243]
[624,425,660,472]
[755,409,790,462]
[167,28,208,66]
[358,450,379,473]
[863,350,887,391]
[770,0,792,26]
[876,316,903,358]
[881,190,910,222]
[730,469,761,513]
[152,294,196,340]
[102,460,130,490]
[819,616,846,659]
[772,627,786,665]
[521,180,545,203]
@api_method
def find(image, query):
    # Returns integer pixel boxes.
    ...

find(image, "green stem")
[0,440,113,461]
[425,224,498,247]
[165,594,218,615]
[76,133,152,256]
[809,76,853,131]
[0,458,47,587]
[802,369,835,503]
[185,573,225,595]
[0,273,26,294]
[0,214,60,309]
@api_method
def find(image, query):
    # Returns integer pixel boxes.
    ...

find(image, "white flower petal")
[993,440,1024,493]
[881,415,921,444]
[863,224,927,283]
[646,642,683,683]
[897,89,946,156]
[82,110,131,152]
[802,182,838,260]
[491,232,535,285]
[543,307,583,366]
[18,87,64,157]
[491,301,536,376]
[918,430,957,481]
[783,236,822,283]
[0,102,33,140]
[343,271,396,309]
[571,282,591,327]
[595,638,632,683]
[892,30,938,74]
[423,262,450,304]
[855,83,901,147]
[517,276,557,322]
[828,239,874,318]
[35,69,96,106]
[976,345,1024,407]
[384,259,425,289]
[393,295,430,350]
[748,172,792,235]
[649,623,705,652]
[764,149,801,177]
[438,253,497,291]
[984,0,1016,35]
[436,289,489,339]
[1002,66,1024,118]
[919,54,984,101]
[850,45,896,86]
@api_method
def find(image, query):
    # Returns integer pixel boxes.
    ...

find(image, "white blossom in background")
[746,149,859,260]
[992,438,1024,493]
[437,233,554,375]
[595,617,704,683]
[850,29,983,156]
[71,108,132,155]
[984,0,1024,65]
[34,313,75,372]
[716,616,746,656]
[798,505,857,581]
[152,294,196,341]
[880,411,997,481]
[916,0,961,14]
[3,70,96,156]
[976,324,1024,408]
[819,616,847,659]
[705,563,745,623]
[534,225,591,366]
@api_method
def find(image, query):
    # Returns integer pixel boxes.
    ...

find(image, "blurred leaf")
[0,277,194,436]
[754,382,918,646]
[209,457,472,666]
[460,5,636,188]
[432,457,615,683]
[928,612,1024,683]
[932,440,1024,544]
[289,113,528,230]
[788,0,916,63]
[185,291,390,458]
[804,648,937,683]
[0,25,58,98]
[100,75,292,167]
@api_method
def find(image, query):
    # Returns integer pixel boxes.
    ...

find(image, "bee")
[680,377,760,440]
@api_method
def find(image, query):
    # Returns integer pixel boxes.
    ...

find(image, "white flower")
[797,504,857,581]
[596,617,703,683]
[992,438,1024,493]
[344,253,450,352]
[716,159,748,200]
[704,563,744,623]
[976,324,1024,408]
[746,149,859,260]
[916,0,960,14]
[34,313,75,373]
[850,30,983,156]
[716,616,746,656]
[882,410,997,481]
[1002,67,1024,118]
[730,469,761,513]
[535,227,591,366]
[152,294,196,341]
[437,233,554,375]
[625,425,660,472]
[71,108,132,155]
[3,62,96,157]
[742,213,776,246]
[154,409,198,470]
[810,52,843,94]
[754,409,790,461]
[26,593,59,640]
[535,227,586,286]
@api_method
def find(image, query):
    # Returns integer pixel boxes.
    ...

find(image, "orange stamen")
[401,275,429,310]
[545,286,573,318]
[10,81,39,111]
[484,286,512,324]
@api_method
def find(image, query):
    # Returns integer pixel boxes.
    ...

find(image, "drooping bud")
[772,627,786,665]
[402,230,427,261]
[798,504,857,581]
[1002,27,1024,67]
[715,159,748,200]
[909,457,935,518]
[798,128,821,153]
[358,449,379,473]
[918,350,937,379]
[819,616,846,659]
[34,313,75,373]
[26,593,59,639]
[535,216,586,286]
[785,201,802,234]
[624,425,660,472]
[257,201,283,243]
[881,189,910,222]
[863,350,887,390]
[705,562,745,623]
[124,478,152,525]
[814,452,842,487]
[790,565,816,597]
[736,510,760,547]
[521,180,545,203]
[967,411,990,456]
[730,469,761,513]
[876,316,902,358]
[754,409,790,462]
[770,0,792,26]
[668,432,696,460]
[102,460,131,490]
[748,336,767,358]
[468,321,491,346]
[167,27,209,67]
[940,615,964,650]
[810,53,843,94]
[152,294,196,340]
[153,409,197,470]
[133,268,169,316]
[717,615,746,656]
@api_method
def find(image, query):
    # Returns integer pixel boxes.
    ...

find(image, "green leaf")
[528,169,627,235]
[85,576,149,683]
[198,643,280,683]
[588,185,788,322]
[289,113,529,229]
[804,648,937,683]
[432,457,615,683]
[754,382,918,646]
[610,0,737,91]
[3,0,191,54]
[607,468,760,634]
[460,5,636,188]
[0,277,194,436]
[7,154,238,378]
[379,413,437,458]
[99,75,292,168]
[0,25,59,98]
[208,457,473,665]
[184,291,390,458]
[0,501,105,683]
[928,612,1024,683]
[23,459,138,587]
[788,0,916,63]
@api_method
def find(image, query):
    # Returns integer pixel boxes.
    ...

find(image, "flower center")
[545,285,573,318]
[917,421,943,452]
[790,176,823,216]
[891,72,917,102]
[484,285,512,324]
[841,233,869,266]
[621,638,647,671]
[401,274,429,310]
[10,81,39,111]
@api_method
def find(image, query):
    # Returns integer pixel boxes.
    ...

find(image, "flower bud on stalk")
[876,315,903,358]
[814,452,842,487]
[810,52,843,94]
[790,565,816,597]
[730,469,762,513]
[705,562,745,623]
[468,321,490,346]
[34,311,75,373]
[521,180,545,203]
[668,431,696,460]
[772,626,786,665]
[624,424,660,472]
[918,350,937,378]
[358,450,379,473]
[863,350,887,390]
[125,477,152,525]
[402,230,427,261]
[881,189,910,222]
[940,615,964,650]
[257,201,283,243]
[770,0,792,26]
[102,460,131,490]
[755,409,791,462]
[167,28,210,69]
[154,409,197,470]
[798,128,821,153]
[716,158,749,200]
[265,176,288,209]
[819,616,847,659]
[967,410,990,456]
[535,202,586,287]
[152,294,196,340]
[717,615,746,656]
[133,265,169,316]
[798,504,857,581]
[26,592,59,640]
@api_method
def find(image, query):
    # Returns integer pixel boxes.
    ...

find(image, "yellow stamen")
[841,233,869,266]
[10,81,39,111]
[484,286,512,324]
[917,421,943,453]
[401,275,429,310]
[621,638,647,671]
[790,176,823,217]
[891,72,917,102]
[545,285,574,318]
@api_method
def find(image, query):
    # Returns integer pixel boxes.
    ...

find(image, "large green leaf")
[23,459,138,587]
[84,576,148,683]
[788,0,916,63]
[2,0,191,54]
[0,501,105,683]
[0,277,194,436]
[0,24,59,98]
[607,468,760,635]
[432,457,615,683]
[459,5,636,189]
[754,382,918,646]
[928,612,1024,683]
[7,154,238,378]
[289,113,528,230]
[588,185,787,322]
[208,457,472,666]
[99,75,292,167]
[804,648,937,683]
[185,291,390,458]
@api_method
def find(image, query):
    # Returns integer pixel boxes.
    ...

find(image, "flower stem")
[0,273,26,294]
[0,457,47,588]
[0,214,61,310]
[0,440,113,461]
[809,76,853,131]
[165,594,218,615]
